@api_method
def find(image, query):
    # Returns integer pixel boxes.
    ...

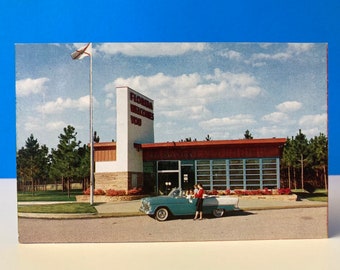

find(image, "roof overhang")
[139,138,287,149]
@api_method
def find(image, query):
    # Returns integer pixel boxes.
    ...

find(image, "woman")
[193,183,204,220]
[193,184,198,196]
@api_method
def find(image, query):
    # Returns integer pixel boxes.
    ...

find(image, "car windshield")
[168,188,181,197]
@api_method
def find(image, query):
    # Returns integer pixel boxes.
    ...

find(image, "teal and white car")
[140,188,239,221]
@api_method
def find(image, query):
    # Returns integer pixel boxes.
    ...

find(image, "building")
[94,87,286,194]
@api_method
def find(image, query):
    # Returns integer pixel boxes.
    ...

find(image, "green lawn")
[292,189,328,202]
[18,203,97,214]
[17,189,84,202]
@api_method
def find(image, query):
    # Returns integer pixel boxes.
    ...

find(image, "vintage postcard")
[16,42,328,243]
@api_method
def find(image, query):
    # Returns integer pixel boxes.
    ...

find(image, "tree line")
[243,129,328,190]
[16,126,328,194]
[16,125,90,195]
[281,129,328,190]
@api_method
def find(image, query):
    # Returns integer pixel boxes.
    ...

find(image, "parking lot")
[18,206,327,243]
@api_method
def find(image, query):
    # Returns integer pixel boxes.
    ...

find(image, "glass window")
[246,170,260,175]
[181,160,194,165]
[193,157,279,191]
[263,175,276,180]
[198,180,210,187]
[230,174,244,180]
[197,175,209,180]
[230,159,242,164]
[263,164,276,169]
[196,162,210,171]
[246,175,260,180]
[246,159,259,164]
[213,174,226,181]
[158,161,179,171]
[263,180,277,185]
[263,169,277,174]
[213,184,227,190]
[262,158,276,164]
[230,185,244,189]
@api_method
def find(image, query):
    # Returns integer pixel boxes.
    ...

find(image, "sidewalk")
[94,197,327,214]
[18,197,328,219]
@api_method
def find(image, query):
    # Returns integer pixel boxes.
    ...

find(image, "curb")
[240,203,327,212]
[18,212,145,219]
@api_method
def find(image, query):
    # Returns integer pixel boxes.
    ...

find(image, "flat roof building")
[94,87,286,194]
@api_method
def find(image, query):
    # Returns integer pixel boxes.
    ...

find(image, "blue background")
[0,0,339,177]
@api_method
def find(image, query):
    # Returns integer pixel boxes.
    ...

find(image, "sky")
[16,42,327,150]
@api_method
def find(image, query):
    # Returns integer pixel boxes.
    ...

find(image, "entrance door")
[158,172,179,195]
[181,163,195,192]
[157,161,180,195]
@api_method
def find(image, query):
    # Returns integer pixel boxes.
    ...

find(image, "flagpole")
[70,43,93,205]
[89,45,94,205]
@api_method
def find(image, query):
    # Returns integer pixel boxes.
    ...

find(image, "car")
[139,187,239,221]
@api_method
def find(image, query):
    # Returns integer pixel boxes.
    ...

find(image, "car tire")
[212,208,225,218]
[155,207,169,221]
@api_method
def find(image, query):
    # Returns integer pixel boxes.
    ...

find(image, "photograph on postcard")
[16,42,328,243]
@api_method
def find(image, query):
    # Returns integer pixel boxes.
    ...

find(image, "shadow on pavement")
[147,210,255,222]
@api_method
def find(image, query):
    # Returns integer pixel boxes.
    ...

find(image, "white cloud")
[259,43,272,49]
[252,52,291,61]
[24,116,42,132]
[250,43,313,63]
[36,95,96,114]
[16,77,49,97]
[161,105,211,120]
[105,116,116,125]
[46,121,67,131]
[206,69,263,98]
[104,92,114,108]
[262,112,289,123]
[251,62,267,67]
[256,126,289,138]
[199,114,256,130]
[276,101,302,112]
[299,113,327,129]
[287,43,314,54]
[104,98,113,108]
[219,49,242,60]
[104,69,263,118]
[297,113,327,138]
[96,42,209,57]
[24,117,65,133]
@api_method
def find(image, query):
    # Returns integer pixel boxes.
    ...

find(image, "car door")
[170,196,196,215]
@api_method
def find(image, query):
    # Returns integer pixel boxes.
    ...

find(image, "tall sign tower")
[95,87,154,191]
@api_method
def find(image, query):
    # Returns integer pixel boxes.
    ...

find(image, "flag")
[71,43,92,60]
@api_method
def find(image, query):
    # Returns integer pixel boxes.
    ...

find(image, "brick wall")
[95,171,143,191]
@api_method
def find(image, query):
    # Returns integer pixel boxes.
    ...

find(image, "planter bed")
[76,195,146,203]
[235,194,298,201]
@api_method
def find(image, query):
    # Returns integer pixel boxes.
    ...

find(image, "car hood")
[142,195,176,204]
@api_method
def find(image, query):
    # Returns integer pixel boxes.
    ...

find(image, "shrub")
[83,188,106,195]
[94,189,106,195]
[217,190,225,196]
[207,189,218,195]
[234,190,244,195]
[232,188,289,196]
[127,187,143,195]
[261,188,272,195]
[106,189,126,196]
[278,188,291,195]
[244,190,261,195]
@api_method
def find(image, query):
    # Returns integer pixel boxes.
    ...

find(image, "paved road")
[18,207,327,243]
